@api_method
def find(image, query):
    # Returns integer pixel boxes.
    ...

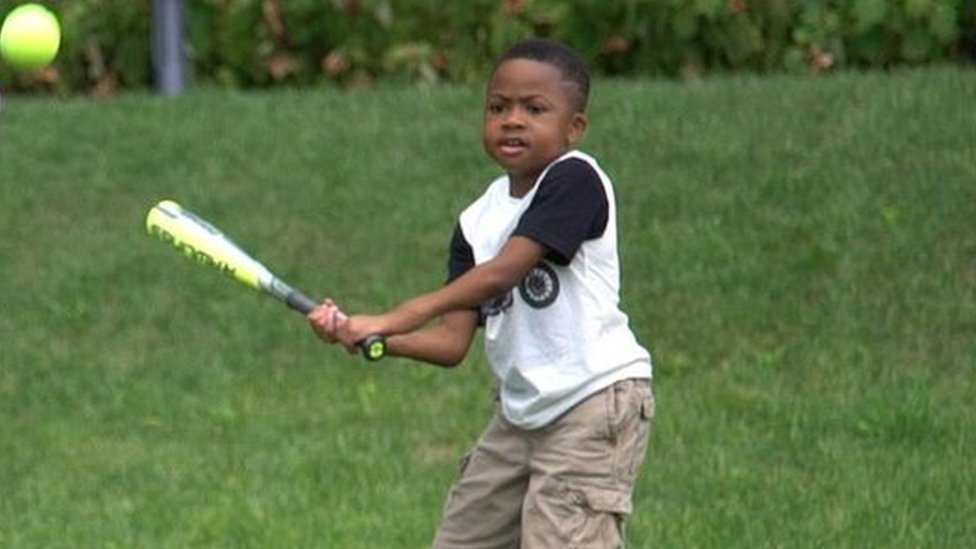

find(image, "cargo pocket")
[629,383,654,478]
[612,381,655,482]
[534,481,632,548]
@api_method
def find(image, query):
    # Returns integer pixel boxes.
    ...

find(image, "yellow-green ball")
[0,4,61,70]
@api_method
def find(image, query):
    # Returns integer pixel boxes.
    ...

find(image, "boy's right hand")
[306,298,347,344]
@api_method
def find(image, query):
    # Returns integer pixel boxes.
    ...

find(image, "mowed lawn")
[0,66,974,547]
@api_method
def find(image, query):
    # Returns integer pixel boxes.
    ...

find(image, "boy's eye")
[526,104,546,115]
[487,102,506,115]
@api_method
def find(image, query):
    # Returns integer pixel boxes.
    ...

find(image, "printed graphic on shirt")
[480,261,560,319]
[518,262,559,309]
[481,290,513,319]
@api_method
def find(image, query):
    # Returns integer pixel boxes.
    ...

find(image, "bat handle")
[286,291,319,314]
[358,335,387,362]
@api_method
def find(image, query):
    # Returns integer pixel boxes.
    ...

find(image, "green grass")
[1,67,974,547]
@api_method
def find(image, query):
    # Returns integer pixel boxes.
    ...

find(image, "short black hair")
[491,39,591,113]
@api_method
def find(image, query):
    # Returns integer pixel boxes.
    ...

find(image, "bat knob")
[359,335,386,362]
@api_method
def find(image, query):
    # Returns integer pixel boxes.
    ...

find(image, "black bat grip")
[286,291,319,314]
[358,335,387,362]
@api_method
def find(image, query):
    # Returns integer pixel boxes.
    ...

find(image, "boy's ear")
[568,112,588,145]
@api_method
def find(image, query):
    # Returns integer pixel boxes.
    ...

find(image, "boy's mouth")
[497,137,528,156]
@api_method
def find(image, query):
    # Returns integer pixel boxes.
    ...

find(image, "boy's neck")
[508,175,535,198]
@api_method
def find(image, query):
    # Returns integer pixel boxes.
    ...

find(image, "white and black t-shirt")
[449,150,651,429]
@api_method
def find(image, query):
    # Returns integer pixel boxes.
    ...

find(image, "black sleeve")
[446,222,475,283]
[513,158,609,265]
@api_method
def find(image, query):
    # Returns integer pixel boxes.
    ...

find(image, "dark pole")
[152,0,185,95]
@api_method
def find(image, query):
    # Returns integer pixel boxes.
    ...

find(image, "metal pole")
[152,0,185,95]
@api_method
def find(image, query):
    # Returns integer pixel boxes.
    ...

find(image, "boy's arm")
[338,235,546,346]
[308,301,478,367]
[385,309,479,367]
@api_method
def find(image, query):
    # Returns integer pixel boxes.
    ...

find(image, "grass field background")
[1,67,974,547]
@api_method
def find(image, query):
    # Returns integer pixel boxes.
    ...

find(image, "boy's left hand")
[336,315,389,355]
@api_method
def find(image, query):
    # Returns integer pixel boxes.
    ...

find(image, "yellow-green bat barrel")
[145,199,267,291]
[145,199,387,362]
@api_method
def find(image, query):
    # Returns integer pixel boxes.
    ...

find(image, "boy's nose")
[502,109,525,127]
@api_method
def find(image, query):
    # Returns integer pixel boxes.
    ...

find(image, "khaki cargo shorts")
[432,378,655,549]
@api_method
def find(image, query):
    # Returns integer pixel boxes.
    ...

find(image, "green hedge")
[2,0,975,93]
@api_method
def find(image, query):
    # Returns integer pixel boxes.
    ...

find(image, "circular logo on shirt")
[519,262,560,309]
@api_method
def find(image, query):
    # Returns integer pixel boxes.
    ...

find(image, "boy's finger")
[306,299,334,321]
[307,300,345,343]
[329,307,349,330]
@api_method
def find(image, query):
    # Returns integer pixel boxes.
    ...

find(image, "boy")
[308,39,654,548]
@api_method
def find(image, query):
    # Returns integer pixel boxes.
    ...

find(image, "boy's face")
[483,59,587,195]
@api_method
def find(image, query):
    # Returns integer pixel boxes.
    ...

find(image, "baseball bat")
[144,199,386,361]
